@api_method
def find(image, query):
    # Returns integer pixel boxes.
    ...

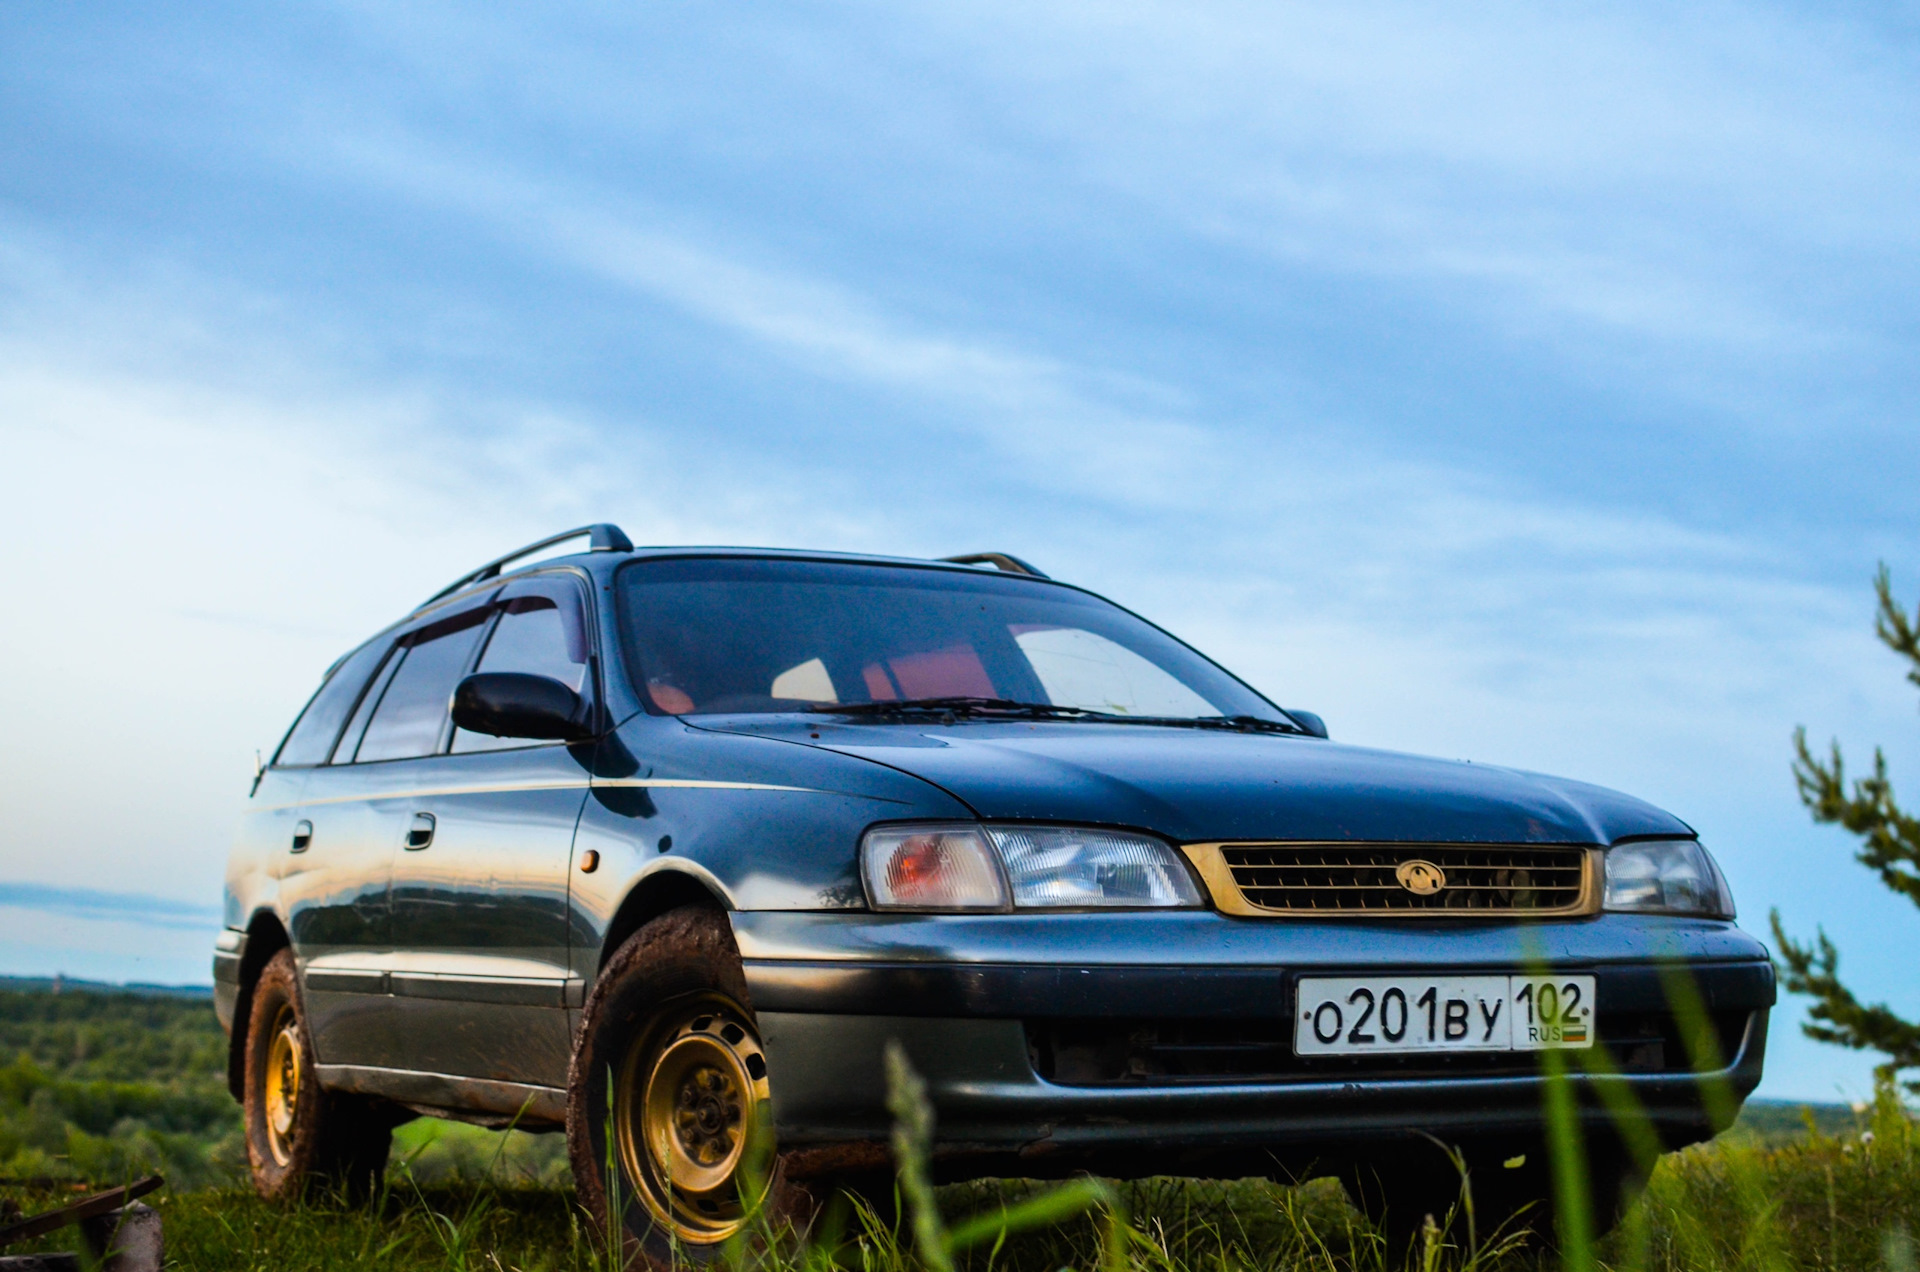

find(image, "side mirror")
[1284,708,1329,739]
[452,672,592,741]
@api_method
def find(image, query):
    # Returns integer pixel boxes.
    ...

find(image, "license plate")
[1294,975,1596,1055]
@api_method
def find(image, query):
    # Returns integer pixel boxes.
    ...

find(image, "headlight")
[861,823,1203,911]
[1603,839,1735,918]
[987,826,1203,908]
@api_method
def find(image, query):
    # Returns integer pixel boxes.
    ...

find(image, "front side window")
[353,605,492,762]
[616,557,1282,721]
[452,579,593,753]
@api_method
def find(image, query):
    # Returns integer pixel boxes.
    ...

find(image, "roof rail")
[939,552,1048,579]
[423,523,634,606]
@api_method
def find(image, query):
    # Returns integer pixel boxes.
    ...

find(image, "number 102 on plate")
[1294,974,1596,1055]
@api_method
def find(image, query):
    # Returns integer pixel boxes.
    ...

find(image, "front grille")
[1183,842,1596,916]
[1025,1011,1750,1086]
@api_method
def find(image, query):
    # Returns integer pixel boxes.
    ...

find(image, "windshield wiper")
[1115,713,1304,735]
[806,698,1303,732]
[807,696,1097,720]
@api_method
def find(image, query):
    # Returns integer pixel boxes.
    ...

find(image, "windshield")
[616,556,1284,721]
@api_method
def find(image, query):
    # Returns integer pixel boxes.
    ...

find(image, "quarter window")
[273,641,386,767]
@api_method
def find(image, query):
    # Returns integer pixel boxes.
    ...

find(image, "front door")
[384,573,595,1091]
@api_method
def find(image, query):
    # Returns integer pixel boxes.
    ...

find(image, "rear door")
[384,573,596,1089]
[272,636,406,1069]
[301,593,496,1069]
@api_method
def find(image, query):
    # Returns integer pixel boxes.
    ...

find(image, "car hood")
[694,717,1691,845]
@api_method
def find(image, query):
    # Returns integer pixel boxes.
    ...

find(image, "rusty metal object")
[777,1141,891,1179]
[0,1177,161,1249]
[0,1176,162,1272]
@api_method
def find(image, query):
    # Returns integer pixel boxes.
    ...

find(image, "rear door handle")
[405,812,436,851]
[291,820,313,853]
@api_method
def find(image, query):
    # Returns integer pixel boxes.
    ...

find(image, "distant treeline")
[0,987,567,1188]
[0,987,239,1187]
[0,974,212,999]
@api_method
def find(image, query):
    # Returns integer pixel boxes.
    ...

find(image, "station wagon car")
[214,525,1770,1258]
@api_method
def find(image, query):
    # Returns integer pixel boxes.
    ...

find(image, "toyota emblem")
[1395,859,1446,895]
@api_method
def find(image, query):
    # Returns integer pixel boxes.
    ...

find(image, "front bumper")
[734,910,1773,1177]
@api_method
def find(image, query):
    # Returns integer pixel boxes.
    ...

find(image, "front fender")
[566,716,968,983]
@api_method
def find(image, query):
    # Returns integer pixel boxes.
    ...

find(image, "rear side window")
[273,641,387,767]
[353,606,492,763]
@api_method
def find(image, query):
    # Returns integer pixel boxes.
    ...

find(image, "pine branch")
[1792,728,1920,909]
[1874,563,1920,695]
[1770,910,1920,1078]
[1778,566,1920,1085]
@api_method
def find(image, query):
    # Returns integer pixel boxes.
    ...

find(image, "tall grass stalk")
[882,1042,1128,1272]
[1540,1041,1595,1270]
[603,1063,632,1272]
[1656,961,1790,1272]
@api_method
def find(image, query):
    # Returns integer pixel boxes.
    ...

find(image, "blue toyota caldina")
[214,526,1769,1260]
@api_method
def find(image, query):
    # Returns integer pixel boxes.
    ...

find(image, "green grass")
[1,1121,1916,1272]
[2,1087,1916,1272]
[5,986,1919,1271]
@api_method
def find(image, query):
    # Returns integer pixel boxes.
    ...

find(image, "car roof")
[326,541,1057,681]
[410,535,1060,625]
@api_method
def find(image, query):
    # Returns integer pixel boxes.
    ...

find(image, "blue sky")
[4,1,1920,1100]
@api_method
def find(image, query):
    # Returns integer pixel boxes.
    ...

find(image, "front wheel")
[568,907,807,1266]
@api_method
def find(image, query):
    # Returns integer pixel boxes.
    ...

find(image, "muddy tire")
[242,950,392,1202]
[568,906,814,1268]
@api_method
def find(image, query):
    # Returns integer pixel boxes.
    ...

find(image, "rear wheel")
[569,907,812,1267]
[242,950,392,1202]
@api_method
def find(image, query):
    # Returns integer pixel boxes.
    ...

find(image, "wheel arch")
[595,866,732,986]
[227,910,291,1100]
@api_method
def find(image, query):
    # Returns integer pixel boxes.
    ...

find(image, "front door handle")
[291,820,313,853]
[405,812,436,851]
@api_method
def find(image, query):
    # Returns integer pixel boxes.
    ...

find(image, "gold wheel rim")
[263,1003,302,1167]
[613,995,772,1245]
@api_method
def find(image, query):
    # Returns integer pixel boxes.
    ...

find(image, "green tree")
[1772,566,1920,1085]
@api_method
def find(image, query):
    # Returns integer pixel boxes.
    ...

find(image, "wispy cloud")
[0,884,220,932]
[2,0,1916,1100]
